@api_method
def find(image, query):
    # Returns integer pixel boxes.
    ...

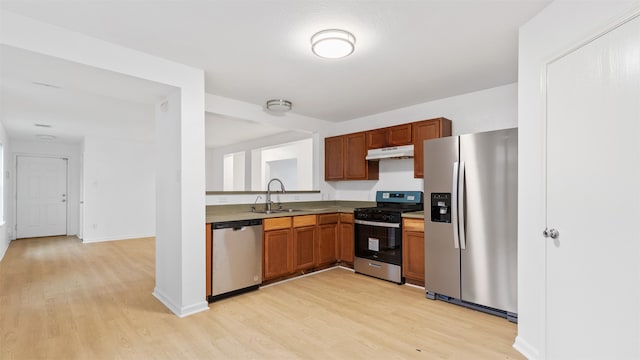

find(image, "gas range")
[354,191,424,223]
[353,191,423,284]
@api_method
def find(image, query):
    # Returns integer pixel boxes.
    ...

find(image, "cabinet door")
[413,118,452,178]
[324,136,344,180]
[263,229,292,280]
[317,223,338,266]
[293,225,316,271]
[339,218,354,263]
[388,124,412,146]
[403,218,425,286]
[366,129,388,149]
[344,132,367,179]
[403,230,425,286]
[345,132,378,180]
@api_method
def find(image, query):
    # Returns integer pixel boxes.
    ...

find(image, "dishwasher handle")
[212,219,263,230]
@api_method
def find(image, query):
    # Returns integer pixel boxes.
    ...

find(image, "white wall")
[82,135,155,242]
[10,140,81,238]
[326,83,518,201]
[516,1,640,359]
[333,83,518,137]
[206,130,314,191]
[0,123,10,261]
[255,138,312,191]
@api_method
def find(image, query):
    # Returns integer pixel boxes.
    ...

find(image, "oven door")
[354,219,402,265]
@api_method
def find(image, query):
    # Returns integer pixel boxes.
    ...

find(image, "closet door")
[545,14,640,359]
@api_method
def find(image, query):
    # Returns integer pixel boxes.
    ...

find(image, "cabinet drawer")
[318,213,339,225]
[293,215,317,228]
[339,213,354,223]
[403,218,424,232]
[264,217,292,231]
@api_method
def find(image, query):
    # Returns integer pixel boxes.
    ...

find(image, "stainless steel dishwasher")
[209,219,262,301]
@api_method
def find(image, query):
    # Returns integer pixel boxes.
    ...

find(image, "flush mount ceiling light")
[311,29,356,59]
[36,134,56,141]
[266,99,292,112]
[32,81,61,89]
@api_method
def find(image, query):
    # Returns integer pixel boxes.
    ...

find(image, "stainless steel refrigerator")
[424,128,517,321]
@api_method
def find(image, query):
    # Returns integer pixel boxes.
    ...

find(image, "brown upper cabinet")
[324,135,345,180]
[324,132,379,181]
[366,124,412,149]
[325,117,450,181]
[413,117,452,178]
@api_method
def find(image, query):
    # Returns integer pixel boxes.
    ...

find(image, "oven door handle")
[354,219,400,228]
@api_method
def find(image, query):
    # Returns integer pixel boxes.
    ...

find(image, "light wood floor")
[0,236,523,359]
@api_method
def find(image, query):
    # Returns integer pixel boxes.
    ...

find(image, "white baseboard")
[513,335,539,360]
[0,242,7,262]
[82,233,155,243]
[152,287,209,318]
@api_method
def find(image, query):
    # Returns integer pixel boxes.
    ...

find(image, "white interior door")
[545,15,640,359]
[16,156,68,238]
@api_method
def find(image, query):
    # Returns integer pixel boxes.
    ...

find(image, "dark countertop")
[402,211,425,220]
[206,200,375,223]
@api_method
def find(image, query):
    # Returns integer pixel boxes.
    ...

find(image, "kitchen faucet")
[265,178,285,212]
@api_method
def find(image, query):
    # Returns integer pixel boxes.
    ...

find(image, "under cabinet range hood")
[365,144,414,160]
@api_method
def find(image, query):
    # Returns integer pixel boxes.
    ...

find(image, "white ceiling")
[0,45,172,142]
[0,0,550,146]
[205,113,289,148]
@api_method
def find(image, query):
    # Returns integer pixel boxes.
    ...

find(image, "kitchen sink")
[250,208,304,214]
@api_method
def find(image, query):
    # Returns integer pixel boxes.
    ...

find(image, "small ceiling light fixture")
[266,99,292,112]
[311,29,356,59]
[36,134,56,141]
[32,81,61,89]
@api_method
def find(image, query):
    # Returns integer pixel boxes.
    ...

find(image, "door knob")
[62,199,66,203]
[542,228,559,239]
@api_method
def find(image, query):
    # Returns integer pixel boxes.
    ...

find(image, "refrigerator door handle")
[452,161,460,249]
[458,161,466,250]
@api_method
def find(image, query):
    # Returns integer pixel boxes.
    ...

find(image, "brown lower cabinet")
[262,213,353,282]
[402,218,425,286]
[338,213,354,264]
[292,215,317,271]
[317,214,338,266]
[263,217,293,281]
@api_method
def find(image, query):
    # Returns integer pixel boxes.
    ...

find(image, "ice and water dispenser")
[430,193,451,223]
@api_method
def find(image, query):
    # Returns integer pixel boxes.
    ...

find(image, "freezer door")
[424,136,460,299]
[459,128,517,313]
